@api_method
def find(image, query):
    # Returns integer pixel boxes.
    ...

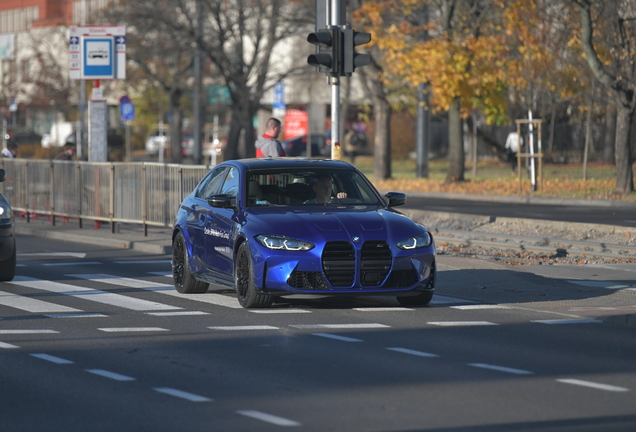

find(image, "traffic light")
[343,28,371,75]
[307,28,341,76]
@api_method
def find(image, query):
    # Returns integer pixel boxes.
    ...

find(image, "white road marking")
[0,341,19,349]
[31,353,74,364]
[557,379,629,392]
[430,296,476,305]
[148,272,172,277]
[249,309,311,314]
[236,410,301,427]
[146,311,209,316]
[452,305,509,310]
[428,321,498,327]
[0,290,82,313]
[42,262,102,267]
[566,280,634,290]
[68,274,243,309]
[18,252,86,258]
[98,327,169,332]
[208,325,279,331]
[468,363,533,375]
[312,333,363,342]
[289,323,390,329]
[352,307,413,312]
[153,387,212,402]
[114,260,172,264]
[386,347,439,358]
[44,313,107,318]
[11,276,181,312]
[86,369,136,381]
[533,319,602,325]
[0,330,58,334]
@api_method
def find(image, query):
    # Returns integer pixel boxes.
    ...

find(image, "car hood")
[245,207,424,243]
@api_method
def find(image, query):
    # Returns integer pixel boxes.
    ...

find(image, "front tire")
[172,231,209,294]
[0,246,16,281]
[235,242,272,308]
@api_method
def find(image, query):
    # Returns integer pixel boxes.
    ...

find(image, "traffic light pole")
[329,0,342,160]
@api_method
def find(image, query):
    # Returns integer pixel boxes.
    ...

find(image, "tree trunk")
[614,107,633,193]
[169,88,183,164]
[373,97,392,180]
[446,97,464,182]
[603,105,616,164]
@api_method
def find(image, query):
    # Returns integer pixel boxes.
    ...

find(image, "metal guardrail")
[0,158,211,235]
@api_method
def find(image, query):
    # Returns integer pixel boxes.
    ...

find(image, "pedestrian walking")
[53,143,76,161]
[255,118,286,157]
[504,128,523,172]
[1,142,17,158]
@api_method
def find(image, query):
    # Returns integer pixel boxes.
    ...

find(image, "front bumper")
[252,241,436,297]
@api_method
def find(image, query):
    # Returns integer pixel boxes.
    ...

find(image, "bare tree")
[574,0,636,193]
[123,0,310,160]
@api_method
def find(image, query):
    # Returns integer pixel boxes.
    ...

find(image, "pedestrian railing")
[0,159,211,235]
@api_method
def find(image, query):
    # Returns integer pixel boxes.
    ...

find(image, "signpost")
[120,95,135,162]
[69,26,126,162]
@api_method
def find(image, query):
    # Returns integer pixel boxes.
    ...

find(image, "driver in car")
[305,175,347,204]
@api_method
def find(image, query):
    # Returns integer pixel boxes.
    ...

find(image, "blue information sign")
[120,102,135,121]
[83,38,114,78]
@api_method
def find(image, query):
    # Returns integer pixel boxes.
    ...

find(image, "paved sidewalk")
[14,216,172,255]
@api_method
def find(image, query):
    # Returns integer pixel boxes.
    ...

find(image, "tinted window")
[246,168,381,206]
[196,167,227,199]
[219,167,239,197]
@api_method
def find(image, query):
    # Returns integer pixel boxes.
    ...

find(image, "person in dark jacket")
[255,118,286,157]
[53,143,76,161]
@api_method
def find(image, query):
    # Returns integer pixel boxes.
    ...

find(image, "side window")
[219,167,239,197]
[196,167,227,199]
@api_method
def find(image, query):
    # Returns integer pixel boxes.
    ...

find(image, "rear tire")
[172,231,209,294]
[0,246,16,281]
[235,242,272,308]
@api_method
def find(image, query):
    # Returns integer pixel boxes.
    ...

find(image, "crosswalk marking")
[557,379,629,392]
[86,369,135,381]
[0,341,19,349]
[468,363,533,375]
[236,410,301,427]
[0,290,82,313]
[428,321,499,327]
[31,353,74,364]
[10,276,181,312]
[313,333,363,342]
[532,319,602,325]
[44,313,107,318]
[42,262,102,267]
[290,323,390,329]
[68,274,244,309]
[153,387,212,402]
[386,347,439,358]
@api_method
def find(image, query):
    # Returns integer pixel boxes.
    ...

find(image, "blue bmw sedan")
[172,158,436,308]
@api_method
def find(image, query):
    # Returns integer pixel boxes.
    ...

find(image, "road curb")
[15,226,171,255]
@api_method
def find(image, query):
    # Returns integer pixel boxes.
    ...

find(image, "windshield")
[246,168,382,207]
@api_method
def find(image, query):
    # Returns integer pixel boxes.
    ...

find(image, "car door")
[186,167,227,267]
[204,166,239,278]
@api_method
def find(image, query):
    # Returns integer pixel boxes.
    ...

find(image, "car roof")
[222,157,356,171]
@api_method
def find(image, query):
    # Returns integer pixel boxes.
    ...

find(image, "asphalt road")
[2,234,636,431]
[404,195,636,227]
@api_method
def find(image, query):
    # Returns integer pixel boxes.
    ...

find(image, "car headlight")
[397,231,432,250]
[0,203,9,218]
[256,234,315,251]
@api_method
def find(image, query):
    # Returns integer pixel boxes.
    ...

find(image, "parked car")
[0,169,16,281]
[282,134,329,157]
[171,158,436,308]
[145,128,168,155]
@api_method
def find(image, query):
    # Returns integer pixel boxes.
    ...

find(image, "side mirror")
[0,169,5,182]
[207,194,236,209]
[385,192,406,207]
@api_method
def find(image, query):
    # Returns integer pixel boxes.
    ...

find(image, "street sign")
[120,102,134,121]
[69,26,126,80]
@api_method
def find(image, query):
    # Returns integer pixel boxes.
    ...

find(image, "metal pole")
[192,0,203,165]
[529,110,536,192]
[330,0,342,159]
[78,0,87,160]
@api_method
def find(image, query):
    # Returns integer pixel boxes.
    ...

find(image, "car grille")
[382,269,419,288]
[287,271,330,290]
[360,241,392,286]
[322,241,356,287]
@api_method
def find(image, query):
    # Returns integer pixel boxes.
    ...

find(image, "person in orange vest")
[255,117,286,157]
